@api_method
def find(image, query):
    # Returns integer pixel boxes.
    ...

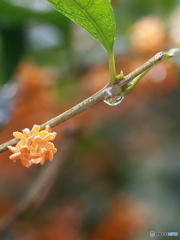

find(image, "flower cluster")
[8,125,57,168]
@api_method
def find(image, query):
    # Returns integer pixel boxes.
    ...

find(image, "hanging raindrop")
[13,160,16,163]
[104,95,124,106]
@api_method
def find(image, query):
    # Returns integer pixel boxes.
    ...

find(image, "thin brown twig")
[0,49,179,154]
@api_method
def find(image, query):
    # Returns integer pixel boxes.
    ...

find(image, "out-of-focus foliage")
[0,0,70,83]
[0,0,180,239]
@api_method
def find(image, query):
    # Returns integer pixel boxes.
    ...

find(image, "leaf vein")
[70,0,111,51]
[84,0,93,10]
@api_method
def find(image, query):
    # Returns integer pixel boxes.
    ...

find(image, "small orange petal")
[45,125,51,133]
[25,136,33,145]
[36,152,46,165]
[34,144,41,153]
[20,146,29,153]
[20,146,30,161]
[53,148,57,154]
[34,136,42,143]
[48,151,54,161]
[9,152,21,160]
[43,133,56,141]
[8,146,17,153]
[40,157,46,165]
[43,142,54,150]
[16,140,24,148]
[13,132,25,139]
[22,128,31,136]
[37,131,49,138]
[32,124,40,135]
[30,153,41,159]
[31,157,42,164]
[21,158,32,168]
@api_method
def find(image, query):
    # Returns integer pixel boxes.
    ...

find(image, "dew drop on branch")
[104,96,124,106]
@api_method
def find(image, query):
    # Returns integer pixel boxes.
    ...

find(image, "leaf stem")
[108,51,116,82]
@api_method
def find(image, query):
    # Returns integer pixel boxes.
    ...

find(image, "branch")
[120,49,180,86]
[0,49,179,153]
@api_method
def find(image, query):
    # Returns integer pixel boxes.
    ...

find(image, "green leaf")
[46,0,116,52]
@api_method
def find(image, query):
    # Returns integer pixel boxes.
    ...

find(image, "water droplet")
[13,160,16,163]
[104,96,124,106]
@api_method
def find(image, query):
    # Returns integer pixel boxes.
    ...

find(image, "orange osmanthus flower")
[8,125,57,168]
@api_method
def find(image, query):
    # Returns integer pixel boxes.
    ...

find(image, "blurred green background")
[0,0,180,239]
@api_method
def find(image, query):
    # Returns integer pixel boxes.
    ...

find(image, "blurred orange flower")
[130,16,166,53]
[8,125,57,168]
